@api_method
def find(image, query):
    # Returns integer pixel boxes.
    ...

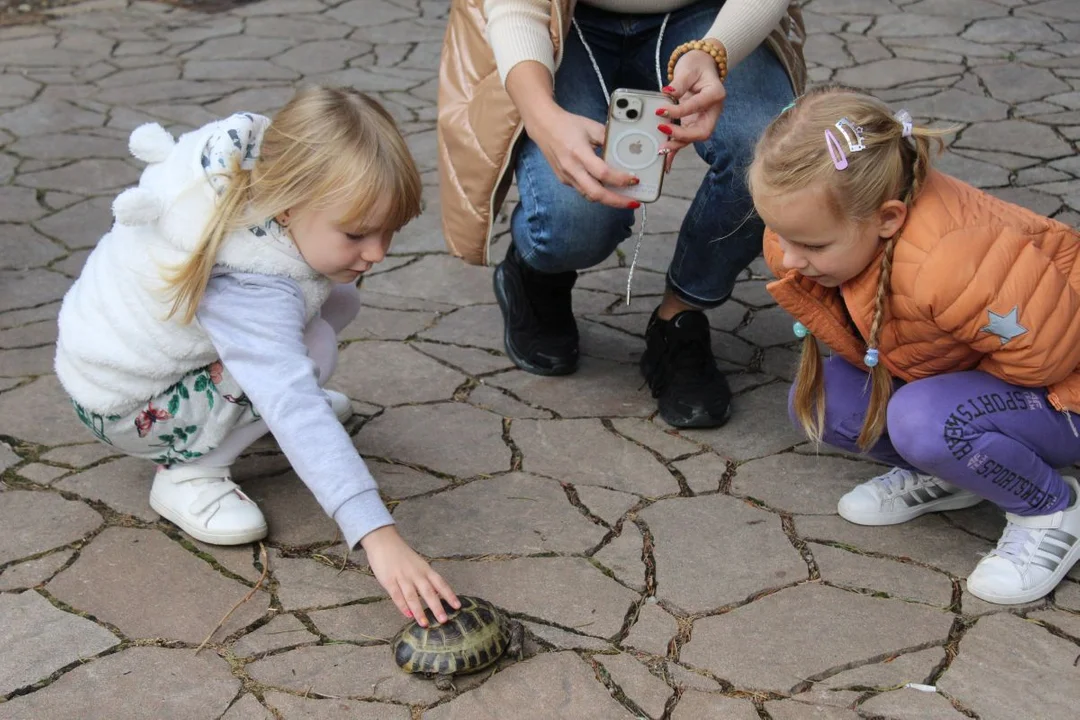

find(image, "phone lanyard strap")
[570,13,670,305]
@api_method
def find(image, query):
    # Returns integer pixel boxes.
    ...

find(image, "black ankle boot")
[641,308,732,428]
[492,243,579,376]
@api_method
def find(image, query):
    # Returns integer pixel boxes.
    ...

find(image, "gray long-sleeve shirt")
[197,271,392,548]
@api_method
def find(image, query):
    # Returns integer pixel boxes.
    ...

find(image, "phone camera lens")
[615,98,629,109]
[626,108,639,119]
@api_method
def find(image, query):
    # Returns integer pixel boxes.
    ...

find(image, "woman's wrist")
[667,38,728,83]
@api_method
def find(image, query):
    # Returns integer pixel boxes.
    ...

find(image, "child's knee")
[886,382,951,468]
[321,283,361,333]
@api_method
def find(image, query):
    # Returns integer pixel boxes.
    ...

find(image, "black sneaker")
[492,243,579,376]
[640,308,732,428]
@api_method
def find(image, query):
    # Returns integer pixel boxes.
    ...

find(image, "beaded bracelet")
[667,39,728,84]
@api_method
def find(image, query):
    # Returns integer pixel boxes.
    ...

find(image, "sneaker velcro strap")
[159,465,232,485]
[190,480,244,516]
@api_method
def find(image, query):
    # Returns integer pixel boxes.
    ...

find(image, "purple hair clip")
[825,129,848,170]
[825,117,867,171]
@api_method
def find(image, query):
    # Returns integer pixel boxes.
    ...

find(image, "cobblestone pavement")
[2,0,1080,718]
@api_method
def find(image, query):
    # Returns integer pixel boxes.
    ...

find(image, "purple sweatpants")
[791,356,1080,516]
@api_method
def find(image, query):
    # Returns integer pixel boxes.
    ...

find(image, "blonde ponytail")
[163,166,253,324]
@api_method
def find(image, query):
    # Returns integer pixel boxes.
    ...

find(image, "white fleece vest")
[55,114,333,414]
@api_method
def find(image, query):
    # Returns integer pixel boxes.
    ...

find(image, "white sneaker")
[838,467,982,526]
[966,476,1080,605]
[325,389,353,422]
[149,465,267,545]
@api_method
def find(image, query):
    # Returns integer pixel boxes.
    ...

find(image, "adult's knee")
[513,189,632,273]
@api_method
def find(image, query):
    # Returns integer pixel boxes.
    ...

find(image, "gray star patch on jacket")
[981,306,1027,345]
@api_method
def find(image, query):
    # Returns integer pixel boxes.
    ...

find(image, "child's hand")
[361,525,460,626]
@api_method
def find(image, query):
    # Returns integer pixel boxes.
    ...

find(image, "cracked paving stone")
[264,691,409,720]
[1052,580,1080,610]
[593,524,646,592]
[357,403,510,477]
[40,442,121,468]
[958,120,1073,160]
[574,484,639,526]
[0,100,105,137]
[940,615,1080,720]
[810,543,953,607]
[0,440,20,473]
[963,17,1063,44]
[596,653,671,719]
[859,688,969,718]
[17,158,140,195]
[32,195,114,249]
[54,456,158,522]
[489,358,658,418]
[0,646,238,720]
[0,590,118,695]
[0,187,50,224]
[672,452,726,494]
[230,614,316,658]
[13,463,67,485]
[835,59,964,88]
[738,306,803,348]
[410,342,514,376]
[0,225,67,271]
[47,527,268,643]
[732,453,888,515]
[220,694,271,720]
[433,557,638,638]
[338,304,437,342]
[622,602,678,656]
[468,383,553,419]
[272,551,384,611]
[666,662,721,692]
[934,151,1012,188]
[642,495,806,613]
[0,490,101,565]
[416,304,503,351]
[334,342,466,406]
[1029,608,1080,640]
[248,644,445,706]
[795,512,991,577]
[273,39,374,75]
[368,459,447,499]
[671,692,758,720]
[513,418,678,496]
[308,598,404,643]
[204,86,302,117]
[0,317,56,350]
[681,383,804,461]
[681,585,953,694]
[975,63,1071,104]
[609,418,700,459]
[392,473,605,556]
[0,270,71,314]
[989,186,1064,216]
[522,621,613,651]
[360,254,494,306]
[578,321,643,364]
[764,698,860,720]
[423,651,636,720]
[191,539,263,584]
[819,646,946,690]
[904,88,1010,123]
[0,549,73,591]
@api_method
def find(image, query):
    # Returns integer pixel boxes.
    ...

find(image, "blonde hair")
[748,85,950,451]
[164,86,422,323]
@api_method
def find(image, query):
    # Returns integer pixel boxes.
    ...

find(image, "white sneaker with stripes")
[966,475,1080,605]
[838,467,983,526]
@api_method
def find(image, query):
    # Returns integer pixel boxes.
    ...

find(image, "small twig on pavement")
[195,542,269,654]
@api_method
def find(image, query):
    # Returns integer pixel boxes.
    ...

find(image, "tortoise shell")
[392,596,513,677]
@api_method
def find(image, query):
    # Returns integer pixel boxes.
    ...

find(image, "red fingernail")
[628,201,641,209]
[655,108,667,117]
[629,177,640,185]
[404,609,413,618]
[658,124,673,135]
[662,85,675,94]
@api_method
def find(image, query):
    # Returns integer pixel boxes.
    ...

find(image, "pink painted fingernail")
[657,148,671,156]
[662,85,675,94]
[404,609,413,618]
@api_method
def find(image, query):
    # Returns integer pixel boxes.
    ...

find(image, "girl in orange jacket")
[749,85,1080,605]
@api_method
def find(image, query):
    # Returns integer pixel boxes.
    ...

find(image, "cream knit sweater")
[485,0,790,84]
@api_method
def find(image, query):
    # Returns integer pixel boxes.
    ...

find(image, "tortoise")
[391,595,524,690]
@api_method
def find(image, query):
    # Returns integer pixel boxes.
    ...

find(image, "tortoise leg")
[434,673,456,692]
[507,620,525,661]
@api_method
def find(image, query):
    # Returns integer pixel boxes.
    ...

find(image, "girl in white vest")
[54,86,459,627]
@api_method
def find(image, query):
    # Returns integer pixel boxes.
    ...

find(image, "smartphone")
[601,88,671,204]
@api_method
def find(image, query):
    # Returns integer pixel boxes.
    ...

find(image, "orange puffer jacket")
[764,170,1080,414]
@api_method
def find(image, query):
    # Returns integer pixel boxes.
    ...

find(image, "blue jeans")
[510,0,795,308]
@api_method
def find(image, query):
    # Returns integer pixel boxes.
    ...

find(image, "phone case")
[601,88,670,203]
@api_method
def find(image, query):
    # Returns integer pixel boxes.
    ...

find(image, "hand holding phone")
[601,89,671,204]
